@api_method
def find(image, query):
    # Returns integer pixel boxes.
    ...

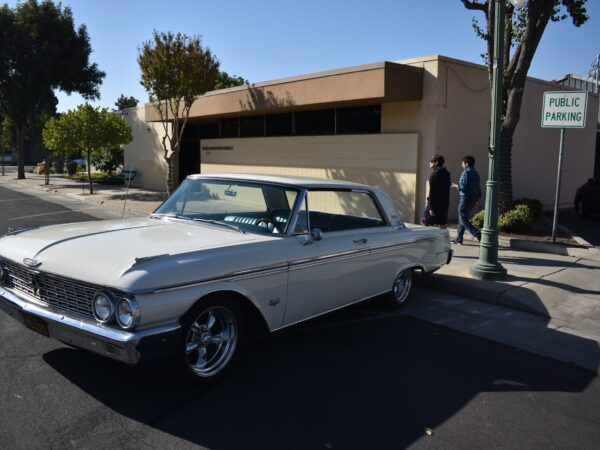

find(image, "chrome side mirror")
[310,229,324,241]
[302,228,324,245]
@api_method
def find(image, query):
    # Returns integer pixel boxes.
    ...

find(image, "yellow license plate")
[21,312,49,337]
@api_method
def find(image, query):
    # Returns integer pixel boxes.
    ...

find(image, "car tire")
[575,199,589,219]
[385,268,414,307]
[172,296,245,384]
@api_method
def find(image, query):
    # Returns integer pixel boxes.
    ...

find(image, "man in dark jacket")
[421,154,451,229]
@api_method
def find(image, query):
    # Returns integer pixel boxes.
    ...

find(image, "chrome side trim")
[146,264,289,294]
[289,248,371,271]
[134,237,437,294]
[368,238,435,256]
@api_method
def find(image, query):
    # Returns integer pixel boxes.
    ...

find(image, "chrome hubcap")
[392,269,412,304]
[185,306,237,377]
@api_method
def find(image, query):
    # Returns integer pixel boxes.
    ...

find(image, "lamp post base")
[469,261,507,280]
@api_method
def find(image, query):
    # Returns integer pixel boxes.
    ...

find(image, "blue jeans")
[457,195,481,242]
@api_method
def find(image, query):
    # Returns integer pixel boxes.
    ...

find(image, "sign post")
[541,91,588,242]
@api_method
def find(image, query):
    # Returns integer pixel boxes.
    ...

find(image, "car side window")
[306,190,386,232]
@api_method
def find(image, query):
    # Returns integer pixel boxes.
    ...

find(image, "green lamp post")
[470,0,527,280]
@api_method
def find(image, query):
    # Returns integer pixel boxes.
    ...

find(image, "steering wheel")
[255,217,278,233]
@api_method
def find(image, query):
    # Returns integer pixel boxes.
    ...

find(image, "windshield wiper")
[189,218,245,233]
[149,214,244,233]
[149,213,180,219]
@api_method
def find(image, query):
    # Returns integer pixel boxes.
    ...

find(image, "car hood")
[0,218,276,289]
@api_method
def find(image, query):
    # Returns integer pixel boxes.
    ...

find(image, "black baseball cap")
[430,154,445,165]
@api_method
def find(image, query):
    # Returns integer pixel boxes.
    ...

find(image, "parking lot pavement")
[1,294,599,449]
[0,168,164,217]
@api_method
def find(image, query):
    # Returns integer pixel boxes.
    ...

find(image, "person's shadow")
[43,293,599,449]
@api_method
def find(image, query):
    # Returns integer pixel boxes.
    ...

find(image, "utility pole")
[590,54,600,94]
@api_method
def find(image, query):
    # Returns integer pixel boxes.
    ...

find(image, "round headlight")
[116,297,140,329]
[93,291,114,323]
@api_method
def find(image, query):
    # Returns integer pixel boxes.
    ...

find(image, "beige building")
[123,55,599,223]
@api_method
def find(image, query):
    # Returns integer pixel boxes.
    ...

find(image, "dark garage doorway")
[178,122,218,184]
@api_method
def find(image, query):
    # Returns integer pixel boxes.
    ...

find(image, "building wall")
[122,106,167,192]
[513,78,598,208]
[431,56,598,214]
[428,57,491,219]
[383,56,442,221]
[125,55,599,220]
[200,134,419,222]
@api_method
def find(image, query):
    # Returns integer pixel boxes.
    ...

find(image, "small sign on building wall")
[541,91,588,128]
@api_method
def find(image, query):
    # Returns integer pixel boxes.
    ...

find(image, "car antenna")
[121,167,134,219]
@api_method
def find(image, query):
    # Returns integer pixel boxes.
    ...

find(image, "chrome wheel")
[185,306,238,377]
[392,269,413,305]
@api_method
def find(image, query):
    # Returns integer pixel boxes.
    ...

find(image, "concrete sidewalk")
[419,241,600,339]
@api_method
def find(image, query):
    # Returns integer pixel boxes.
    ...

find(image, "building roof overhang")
[144,61,423,122]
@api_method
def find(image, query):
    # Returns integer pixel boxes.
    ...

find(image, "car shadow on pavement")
[43,314,598,449]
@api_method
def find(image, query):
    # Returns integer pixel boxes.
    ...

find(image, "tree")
[460,0,588,212]
[0,115,14,176]
[211,71,247,90]
[42,103,133,194]
[0,0,104,180]
[90,146,124,175]
[138,31,219,194]
[115,94,139,111]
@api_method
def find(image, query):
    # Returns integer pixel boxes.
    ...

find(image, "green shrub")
[499,204,534,234]
[470,204,534,234]
[472,210,485,228]
[513,198,543,218]
[64,172,124,185]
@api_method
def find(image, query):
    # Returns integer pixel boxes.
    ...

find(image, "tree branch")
[460,0,487,11]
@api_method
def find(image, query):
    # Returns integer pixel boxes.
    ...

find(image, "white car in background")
[0,174,451,383]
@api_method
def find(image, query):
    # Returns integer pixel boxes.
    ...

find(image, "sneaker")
[452,238,463,245]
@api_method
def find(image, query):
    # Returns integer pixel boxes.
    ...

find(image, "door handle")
[353,238,368,244]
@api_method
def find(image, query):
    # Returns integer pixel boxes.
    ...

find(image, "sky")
[6,0,600,112]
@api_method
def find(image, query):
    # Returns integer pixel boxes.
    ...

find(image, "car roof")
[187,173,375,190]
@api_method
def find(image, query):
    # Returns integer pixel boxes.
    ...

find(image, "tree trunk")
[87,154,94,194]
[499,127,513,213]
[166,156,174,196]
[44,154,50,185]
[16,124,26,179]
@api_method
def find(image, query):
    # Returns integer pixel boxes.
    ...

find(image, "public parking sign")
[541,91,588,128]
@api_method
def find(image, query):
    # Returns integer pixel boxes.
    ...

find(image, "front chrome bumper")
[0,286,181,366]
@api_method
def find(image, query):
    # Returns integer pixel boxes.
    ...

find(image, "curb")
[448,228,600,263]
[416,272,550,319]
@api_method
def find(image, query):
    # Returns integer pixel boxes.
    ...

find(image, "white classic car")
[0,174,452,382]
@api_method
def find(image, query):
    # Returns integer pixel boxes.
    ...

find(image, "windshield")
[153,179,300,235]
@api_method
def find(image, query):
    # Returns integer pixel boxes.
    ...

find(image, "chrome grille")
[1,258,97,319]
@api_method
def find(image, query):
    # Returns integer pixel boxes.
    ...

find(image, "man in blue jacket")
[451,155,482,244]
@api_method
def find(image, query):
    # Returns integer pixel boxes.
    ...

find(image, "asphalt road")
[1,183,599,449]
